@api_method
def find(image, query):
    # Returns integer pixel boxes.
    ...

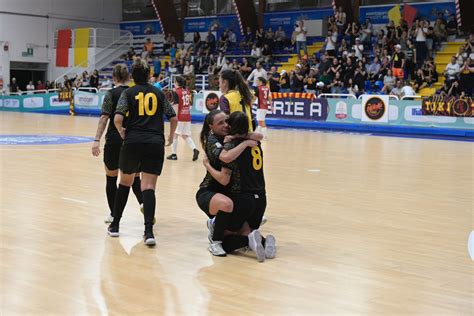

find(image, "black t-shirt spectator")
[280,73,290,89]
[269,72,281,92]
[392,52,405,68]
[10,82,19,92]
[291,72,304,92]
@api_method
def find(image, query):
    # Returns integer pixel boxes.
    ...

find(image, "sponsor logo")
[0,99,3,108]
[411,108,423,116]
[452,98,471,116]
[74,93,99,107]
[205,92,219,111]
[23,97,44,109]
[335,101,348,119]
[49,96,69,107]
[4,99,20,108]
[364,97,386,120]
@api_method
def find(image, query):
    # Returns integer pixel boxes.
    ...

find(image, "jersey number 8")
[135,92,158,116]
[251,147,263,171]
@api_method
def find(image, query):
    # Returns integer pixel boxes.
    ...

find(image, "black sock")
[222,235,248,253]
[142,189,156,230]
[212,211,232,241]
[132,176,143,205]
[111,184,130,226]
[106,176,118,216]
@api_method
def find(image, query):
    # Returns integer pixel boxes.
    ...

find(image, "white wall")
[0,0,122,91]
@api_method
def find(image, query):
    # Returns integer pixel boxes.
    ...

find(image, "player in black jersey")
[92,64,145,224]
[107,58,177,246]
[203,111,276,262]
[197,110,262,257]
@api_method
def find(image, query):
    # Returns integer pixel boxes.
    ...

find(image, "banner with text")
[268,93,328,121]
[422,95,474,117]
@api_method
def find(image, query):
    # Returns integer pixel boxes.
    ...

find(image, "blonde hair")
[112,64,129,83]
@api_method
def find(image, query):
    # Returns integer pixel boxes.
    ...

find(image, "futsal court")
[0,112,472,315]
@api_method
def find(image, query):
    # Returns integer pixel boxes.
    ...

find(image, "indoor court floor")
[0,112,473,315]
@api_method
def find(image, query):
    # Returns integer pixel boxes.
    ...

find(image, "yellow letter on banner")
[74,28,90,67]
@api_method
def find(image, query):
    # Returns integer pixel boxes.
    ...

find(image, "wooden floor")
[0,112,473,315]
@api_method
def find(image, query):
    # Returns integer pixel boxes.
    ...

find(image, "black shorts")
[103,143,121,170]
[227,193,256,232]
[196,187,218,218]
[119,143,164,175]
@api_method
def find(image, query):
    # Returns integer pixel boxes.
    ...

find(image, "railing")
[54,28,131,48]
[357,94,399,100]
[54,30,133,85]
[167,74,208,92]
[319,93,357,99]
[401,95,423,100]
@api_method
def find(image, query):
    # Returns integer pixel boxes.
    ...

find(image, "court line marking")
[469,231,474,261]
[307,169,321,172]
[61,197,88,204]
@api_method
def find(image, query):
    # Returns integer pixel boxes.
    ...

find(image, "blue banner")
[268,96,329,121]
[360,1,455,24]
[120,21,162,36]
[0,93,70,113]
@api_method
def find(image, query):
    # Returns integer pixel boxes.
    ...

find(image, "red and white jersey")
[256,85,271,110]
[173,87,192,122]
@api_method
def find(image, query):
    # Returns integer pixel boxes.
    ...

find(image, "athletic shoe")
[107,224,119,237]
[264,234,276,259]
[192,148,200,161]
[140,204,156,224]
[208,240,226,257]
[206,218,214,242]
[248,230,265,262]
[143,232,156,246]
[261,215,267,226]
[167,154,178,160]
[104,214,114,224]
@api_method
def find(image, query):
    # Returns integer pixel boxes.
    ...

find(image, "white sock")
[262,127,268,138]
[255,125,262,133]
[172,136,178,154]
[185,137,197,150]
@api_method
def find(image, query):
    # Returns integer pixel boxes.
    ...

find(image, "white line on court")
[469,231,474,260]
[61,197,88,204]
[307,169,321,172]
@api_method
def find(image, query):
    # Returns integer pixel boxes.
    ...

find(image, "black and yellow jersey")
[102,85,128,144]
[116,83,176,145]
[222,138,265,194]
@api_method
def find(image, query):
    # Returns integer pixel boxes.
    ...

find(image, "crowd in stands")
[119,8,471,99]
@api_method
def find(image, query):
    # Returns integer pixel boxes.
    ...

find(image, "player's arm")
[163,97,177,146]
[114,91,129,139]
[219,139,258,163]
[203,157,231,186]
[92,91,113,156]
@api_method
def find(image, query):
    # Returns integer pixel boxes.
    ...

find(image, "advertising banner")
[202,90,222,113]
[23,97,44,109]
[422,95,474,117]
[120,21,162,36]
[361,95,389,123]
[268,94,328,121]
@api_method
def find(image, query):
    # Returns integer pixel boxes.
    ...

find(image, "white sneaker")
[248,230,265,262]
[104,214,114,224]
[206,218,214,242]
[264,234,276,259]
[208,240,226,257]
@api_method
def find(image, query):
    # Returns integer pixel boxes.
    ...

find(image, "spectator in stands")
[206,31,216,53]
[169,61,178,75]
[63,75,71,90]
[153,56,161,77]
[446,14,458,41]
[247,61,267,87]
[256,27,265,48]
[405,39,416,80]
[346,78,359,96]
[305,67,319,94]
[401,81,416,98]
[125,47,135,60]
[381,69,395,94]
[183,60,195,76]
[414,19,428,68]
[242,26,254,49]
[279,70,291,92]
[218,30,229,53]
[231,59,239,71]
[290,65,305,93]
[360,19,373,44]
[459,57,474,96]
[250,44,262,62]
[390,79,403,98]
[433,18,447,51]
[274,26,286,51]
[392,44,405,79]
[26,81,35,94]
[142,38,154,59]
[262,43,273,65]
[193,32,202,52]
[268,66,280,92]
[353,61,367,94]
[413,69,427,92]
[325,29,337,57]
[294,20,308,59]
[239,57,252,78]
[216,52,226,71]
[220,59,232,73]
[170,43,177,63]
[89,69,99,89]
[265,27,274,49]
[335,6,346,34]
[444,56,460,85]
[353,38,364,60]
[101,76,113,88]
[367,56,381,82]
[36,80,45,91]
[228,29,237,48]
